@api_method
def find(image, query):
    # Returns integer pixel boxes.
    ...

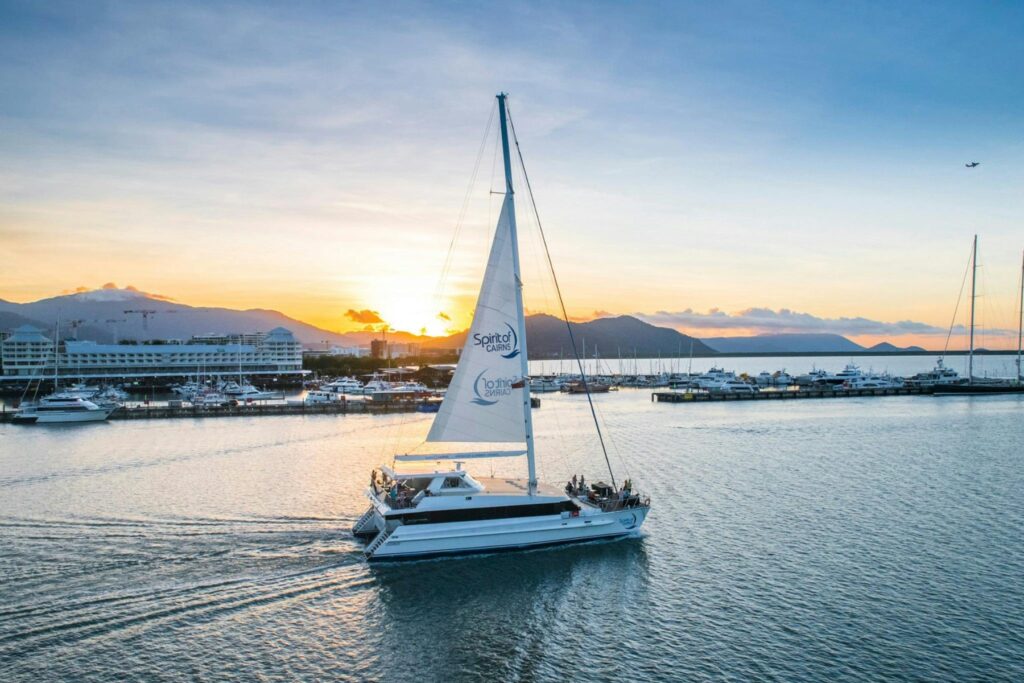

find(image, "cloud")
[101,282,118,289]
[635,307,1018,337]
[345,308,385,324]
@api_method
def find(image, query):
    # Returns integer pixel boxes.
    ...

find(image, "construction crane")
[66,319,87,340]
[124,309,158,331]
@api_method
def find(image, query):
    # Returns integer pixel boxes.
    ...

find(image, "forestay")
[427,195,527,443]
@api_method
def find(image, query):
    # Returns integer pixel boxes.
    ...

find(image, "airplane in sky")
[965,161,980,168]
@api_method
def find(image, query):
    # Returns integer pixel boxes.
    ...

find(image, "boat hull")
[364,506,648,561]
[20,408,115,424]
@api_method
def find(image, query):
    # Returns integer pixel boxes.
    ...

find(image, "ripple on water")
[1,393,1023,681]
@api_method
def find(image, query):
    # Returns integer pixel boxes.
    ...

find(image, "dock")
[0,399,429,423]
[652,386,935,403]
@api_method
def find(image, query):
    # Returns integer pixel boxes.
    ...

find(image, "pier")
[0,399,428,423]
[652,386,935,403]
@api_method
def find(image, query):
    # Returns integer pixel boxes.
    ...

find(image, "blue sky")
[1,1,1022,345]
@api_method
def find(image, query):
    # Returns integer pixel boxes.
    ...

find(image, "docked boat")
[564,379,611,394]
[303,390,343,404]
[222,381,283,401]
[841,374,904,390]
[13,395,116,424]
[324,376,364,394]
[707,379,759,394]
[529,377,563,393]
[353,94,649,561]
[904,359,965,388]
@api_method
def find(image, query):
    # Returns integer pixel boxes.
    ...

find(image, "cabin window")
[443,477,463,489]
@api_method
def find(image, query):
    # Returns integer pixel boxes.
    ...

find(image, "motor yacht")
[904,359,965,388]
[324,376,365,394]
[13,395,116,424]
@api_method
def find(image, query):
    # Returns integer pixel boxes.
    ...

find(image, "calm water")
[1,389,1022,681]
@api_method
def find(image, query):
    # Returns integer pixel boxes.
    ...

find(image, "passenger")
[565,481,574,495]
[571,474,578,490]
[579,475,586,492]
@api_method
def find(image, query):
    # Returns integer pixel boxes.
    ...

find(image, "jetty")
[652,386,935,403]
[0,399,426,423]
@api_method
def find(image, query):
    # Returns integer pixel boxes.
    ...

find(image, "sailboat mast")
[497,93,537,494]
[1017,249,1023,383]
[969,234,977,383]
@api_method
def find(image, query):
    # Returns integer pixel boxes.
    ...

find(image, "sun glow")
[369,288,466,337]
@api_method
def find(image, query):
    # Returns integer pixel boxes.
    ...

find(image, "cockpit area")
[369,466,485,510]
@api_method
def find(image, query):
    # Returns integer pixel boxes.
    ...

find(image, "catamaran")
[353,94,650,561]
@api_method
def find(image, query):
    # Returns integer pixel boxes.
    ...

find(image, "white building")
[1,325,305,383]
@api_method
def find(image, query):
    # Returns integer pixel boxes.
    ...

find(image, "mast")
[968,234,977,384]
[497,93,537,495]
[1017,249,1023,383]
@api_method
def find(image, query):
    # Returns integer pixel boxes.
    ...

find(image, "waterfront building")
[0,325,305,385]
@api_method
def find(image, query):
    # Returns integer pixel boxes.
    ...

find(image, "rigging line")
[433,101,497,309]
[942,242,974,358]
[506,103,617,490]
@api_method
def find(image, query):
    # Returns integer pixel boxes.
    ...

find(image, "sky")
[1,1,1023,349]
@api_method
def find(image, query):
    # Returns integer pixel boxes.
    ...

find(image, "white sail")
[427,195,527,443]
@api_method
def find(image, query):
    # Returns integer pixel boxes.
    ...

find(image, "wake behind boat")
[353,94,650,561]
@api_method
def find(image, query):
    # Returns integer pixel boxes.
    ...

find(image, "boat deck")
[476,477,566,497]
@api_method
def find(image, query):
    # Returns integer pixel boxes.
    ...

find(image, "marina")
[653,385,935,402]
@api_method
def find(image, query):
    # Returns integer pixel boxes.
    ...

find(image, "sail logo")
[472,323,520,359]
[472,370,519,406]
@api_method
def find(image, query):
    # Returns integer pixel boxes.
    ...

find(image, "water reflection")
[372,537,650,680]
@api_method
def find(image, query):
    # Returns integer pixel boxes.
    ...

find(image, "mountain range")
[0,289,928,356]
[702,333,924,354]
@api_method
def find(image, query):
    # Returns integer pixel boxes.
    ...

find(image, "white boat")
[707,379,759,394]
[193,390,230,408]
[529,377,562,393]
[755,371,792,387]
[303,390,342,404]
[61,382,101,399]
[906,359,964,388]
[323,376,364,394]
[222,381,283,401]
[353,94,649,561]
[692,367,737,390]
[362,374,392,394]
[842,374,904,390]
[13,395,116,424]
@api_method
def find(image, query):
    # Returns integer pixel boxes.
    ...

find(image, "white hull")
[363,506,648,561]
[30,408,114,423]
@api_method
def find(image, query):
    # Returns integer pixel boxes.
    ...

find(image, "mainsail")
[426,195,528,443]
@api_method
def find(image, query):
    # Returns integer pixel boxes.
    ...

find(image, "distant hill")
[703,333,864,354]
[868,342,925,353]
[0,288,931,357]
[0,310,50,333]
[519,314,715,359]
[0,289,365,347]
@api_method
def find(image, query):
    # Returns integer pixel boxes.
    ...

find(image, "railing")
[352,507,376,535]
[364,527,392,556]
[596,495,651,513]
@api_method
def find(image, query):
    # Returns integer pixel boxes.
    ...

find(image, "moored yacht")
[324,376,364,394]
[905,359,964,388]
[13,395,116,424]
[353,94,650,561]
